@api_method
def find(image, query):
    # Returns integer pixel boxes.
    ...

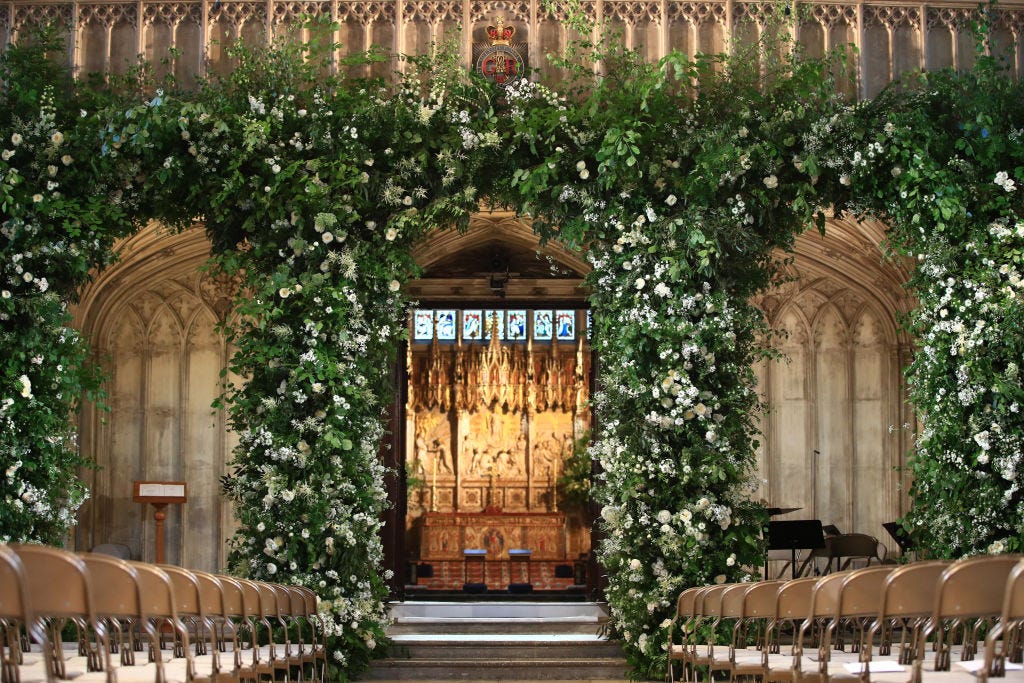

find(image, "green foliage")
[0,28,147,544]
[834,54,1024,558]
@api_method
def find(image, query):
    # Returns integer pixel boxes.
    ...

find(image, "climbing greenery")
[2,6,1023,679]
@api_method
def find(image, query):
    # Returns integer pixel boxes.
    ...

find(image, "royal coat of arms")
[475,17,526,85]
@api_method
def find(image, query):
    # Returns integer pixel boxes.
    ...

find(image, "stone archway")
[385,211,599,596]
[71,224,238,571]
[755,217,916,563]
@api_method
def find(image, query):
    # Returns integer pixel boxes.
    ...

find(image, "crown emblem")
[486,16,515,45]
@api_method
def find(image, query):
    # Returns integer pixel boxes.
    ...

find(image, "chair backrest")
[0,546,41,645]
[878,560,950,620]
[742,580,783,619]
[218,575,246,618]
[160,565,204,620]
[676,586,703,620]
[193,571,225,619]
[934,555,1024,620]
[837,565,896,617]
[236,578,263,620]
[80,553,144,619]
[775,577,817,621]
[720,583,751,620]
[1005,561,1024,621]
[10,545,94,619]
[808,571,850,620]
[256,581,281,620]
[698,584,731,619]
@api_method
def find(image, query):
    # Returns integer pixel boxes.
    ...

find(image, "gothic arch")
[756,217,914,560]
[72,224,234,571]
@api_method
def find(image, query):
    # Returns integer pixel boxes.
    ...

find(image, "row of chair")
[0,544,327,683]
[669,554,1024,683]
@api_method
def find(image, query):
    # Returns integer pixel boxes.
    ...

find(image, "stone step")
[390,601,608,621]
[388,620,605,635]
[360,656,631,680]
[364,600,628,681]
[388,634,624,660]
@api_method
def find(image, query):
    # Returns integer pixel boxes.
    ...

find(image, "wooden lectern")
[133,481,187,564]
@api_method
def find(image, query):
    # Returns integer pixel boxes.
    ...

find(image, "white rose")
[839,174,851,186]
[389,280,401,292]
[763,174,778,189]
[628,558,642,571]
[18,375,32,398]
[579,169,590,180]
[665,194,677,206]
[635,278,646,290]
[279,288,290,298]
[322,232,334,244]
[385,228,398,241]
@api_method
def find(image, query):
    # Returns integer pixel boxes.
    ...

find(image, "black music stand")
[882,522,914,554]
[767,519,826,579]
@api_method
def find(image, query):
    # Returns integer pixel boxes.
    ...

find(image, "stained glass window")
[436,310,457,340]
[555,310,576,340]
[533,310,553,340]
[463,310,483,341]
[413,309,434,340]
[506,310,527,340]
[483,310,505,340]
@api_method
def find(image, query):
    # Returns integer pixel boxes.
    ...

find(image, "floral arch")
[2,17,1023,680]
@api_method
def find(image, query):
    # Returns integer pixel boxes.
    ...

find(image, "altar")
[404,307,593,584]
[418,511,567,561]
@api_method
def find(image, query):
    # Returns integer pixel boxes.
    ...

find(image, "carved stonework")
[13,3,73,32]
[78,2,137,28]
[604,1,661,25]
[809,3,857,29]
[863,5,920,30]
[471,0,529,23]
[143,1,200,25]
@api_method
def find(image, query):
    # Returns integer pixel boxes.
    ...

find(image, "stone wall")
[1,1,1022,95]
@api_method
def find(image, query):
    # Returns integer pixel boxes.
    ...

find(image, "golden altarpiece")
[404,308,591,578]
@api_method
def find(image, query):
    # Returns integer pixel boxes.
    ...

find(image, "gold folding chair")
[10,545,109,682]
[0,545,50,683]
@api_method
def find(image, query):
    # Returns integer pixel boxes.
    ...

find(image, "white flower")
[714,574,727,584]
[726,553,736,567]
[635,278,646,290]
[266,563,277,575]
[385,227,398,241]
[974,430,991,451]
[628,558,642,571]
[11,133,23,146]
[1,150,12,160]
[653,282,671,297]
[839,174,851,186]
[18,375,31,398]
[271,163,281,174]
[656,510,672,524]
[47,165,57,177]
[402,196,413,206]
[256,522,266,532]
[763,175,778,189]
[576,160,587,171]
[1,291,9,299]
[32,194,43,203]
[61,154,73,165]
[389,280,401,292]
[580,169,590,180]
[995,171,1017,192]
[988,540,1006,554]
[281,490,295,502]
[322,232,334,244]
[665,194,677,206]
[50,131,64,145]
[279,288,290,298]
